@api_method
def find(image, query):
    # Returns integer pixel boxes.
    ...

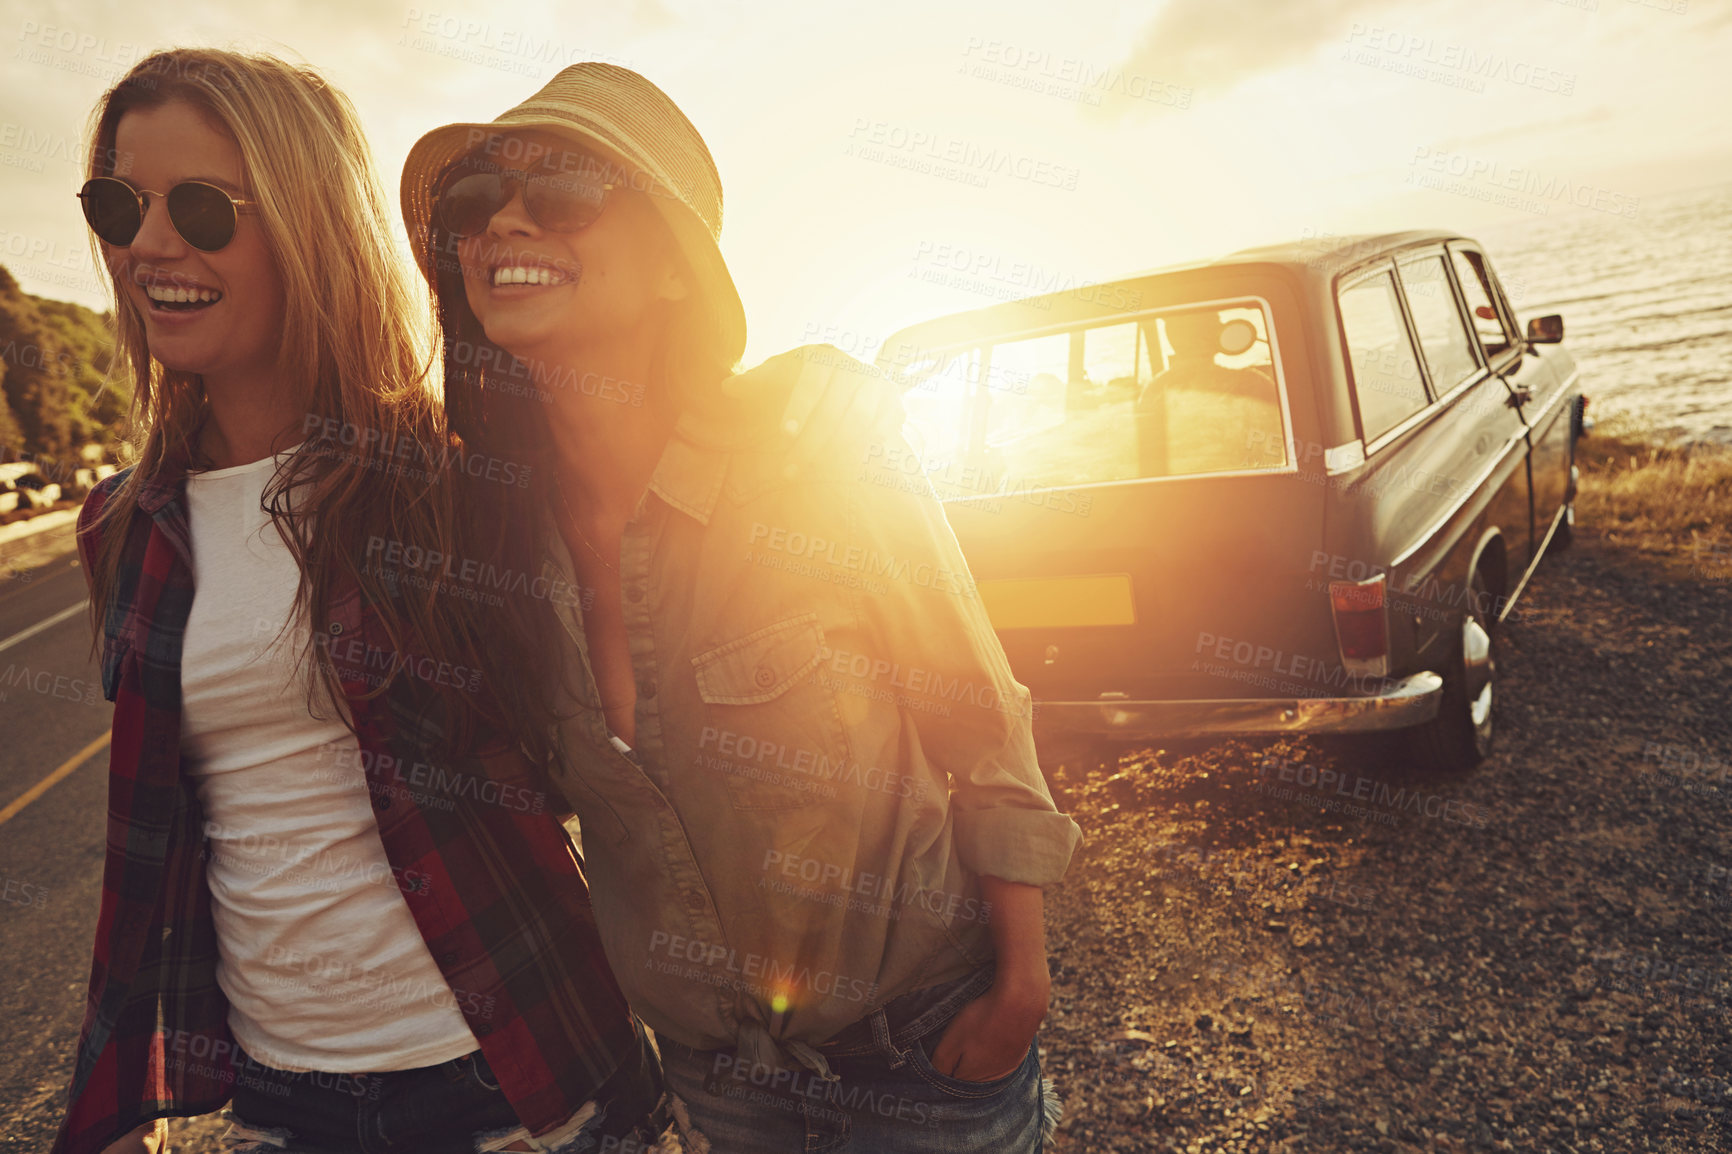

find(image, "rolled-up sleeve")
[844,430,1082,885]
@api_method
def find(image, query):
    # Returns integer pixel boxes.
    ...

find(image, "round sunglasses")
[78,177,256,253]
[437,158,617,238]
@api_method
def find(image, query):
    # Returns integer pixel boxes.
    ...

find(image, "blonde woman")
[402,64,1082,1152]
[58,49,664,1154]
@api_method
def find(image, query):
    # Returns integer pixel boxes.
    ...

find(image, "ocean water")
[1474,180,1732,446]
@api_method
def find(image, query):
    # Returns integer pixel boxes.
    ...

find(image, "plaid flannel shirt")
[53,452,637,1154]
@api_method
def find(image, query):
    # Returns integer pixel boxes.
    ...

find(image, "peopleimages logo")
[697,727,929,802]
[812,645,1030,719]
[363,535,587,610]
[845,119,1081,191]
[910,240,1143,311]
[303,414,534,487]
[1344,24,1577,95]
[1253,754,1491,829]
[312,631,483,694]
[760,849,992,924]
[318,743,548,816]
[1406,147,1641,219]
[959,36,1193,109]
[747,522,978,599]
[646,931,879,1007]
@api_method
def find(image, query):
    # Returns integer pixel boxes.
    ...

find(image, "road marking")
[0,600,86,656]
[0,732,111,827]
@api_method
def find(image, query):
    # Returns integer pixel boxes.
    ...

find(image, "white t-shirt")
[180,449,478,1072]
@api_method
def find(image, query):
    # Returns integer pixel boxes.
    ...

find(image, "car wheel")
[1404,568,1495,773]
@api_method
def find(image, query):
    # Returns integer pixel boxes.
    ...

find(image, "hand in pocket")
[927,983,1044,1083]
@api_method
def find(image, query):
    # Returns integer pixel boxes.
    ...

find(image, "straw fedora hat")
[400,62,746,368]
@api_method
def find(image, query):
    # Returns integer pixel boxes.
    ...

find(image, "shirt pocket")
[689,612,850,811]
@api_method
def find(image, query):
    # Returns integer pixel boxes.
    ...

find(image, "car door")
[1396,247,1534,591]
[1331,248,1532,667]
[1330,260,1455,664]
[1449,243,1571,557]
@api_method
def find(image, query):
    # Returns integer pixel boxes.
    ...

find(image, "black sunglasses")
[437,156,617,238]
[78,177,256,253]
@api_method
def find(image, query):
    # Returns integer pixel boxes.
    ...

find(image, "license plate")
[977,574,1136,629]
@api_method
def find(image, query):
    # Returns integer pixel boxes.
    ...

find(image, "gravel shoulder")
[1037,528,1731,1153]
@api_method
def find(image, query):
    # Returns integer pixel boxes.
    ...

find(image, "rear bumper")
[1033,671,1443,741]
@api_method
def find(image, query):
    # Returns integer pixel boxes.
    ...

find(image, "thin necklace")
[555,480,618,572]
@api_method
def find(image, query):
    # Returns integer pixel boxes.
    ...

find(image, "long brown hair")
[420,167,736,724]
[83,49,534,757]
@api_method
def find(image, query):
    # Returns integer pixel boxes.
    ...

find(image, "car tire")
[1404,568,1495,773]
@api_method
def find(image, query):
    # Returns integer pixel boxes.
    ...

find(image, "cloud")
[1106,0,1392,103]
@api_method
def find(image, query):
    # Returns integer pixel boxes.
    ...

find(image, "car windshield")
[892,300,1288,498]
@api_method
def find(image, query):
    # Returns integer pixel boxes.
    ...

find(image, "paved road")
[0,522,116,1151]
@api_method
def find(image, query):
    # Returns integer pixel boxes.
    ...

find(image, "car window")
[1396,253,1480,393]
[1139,307,1283,478]
[979,333,1071,474]
[1449,248,1514,360]
[898,301,1286,492]
[1338,271,1430,442]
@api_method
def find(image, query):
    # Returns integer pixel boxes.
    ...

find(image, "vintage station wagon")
[876,230,1587,770]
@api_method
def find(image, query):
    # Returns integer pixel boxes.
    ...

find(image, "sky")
[2,0,1730,368]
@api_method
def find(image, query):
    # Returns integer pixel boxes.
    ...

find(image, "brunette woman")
[402,64,1082,1152]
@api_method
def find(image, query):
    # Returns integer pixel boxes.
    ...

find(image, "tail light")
[1331,575,1388,679]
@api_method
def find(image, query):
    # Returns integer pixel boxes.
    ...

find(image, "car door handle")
[1504,384,1532,408]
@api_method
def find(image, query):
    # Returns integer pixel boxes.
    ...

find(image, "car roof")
[1224,228,1462,266]
[878,229,1471,361]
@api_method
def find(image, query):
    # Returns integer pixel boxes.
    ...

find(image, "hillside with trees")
[0,264,125,474]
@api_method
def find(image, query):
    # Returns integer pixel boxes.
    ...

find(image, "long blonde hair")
[84,48,527,756]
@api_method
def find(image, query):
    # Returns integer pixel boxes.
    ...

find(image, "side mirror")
[1526,314,1564,344]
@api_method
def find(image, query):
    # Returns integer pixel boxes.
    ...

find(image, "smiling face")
[450,130,687,371]
[103,100,286,387]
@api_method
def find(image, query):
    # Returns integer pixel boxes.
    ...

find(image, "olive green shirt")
[540,345,1082,1075]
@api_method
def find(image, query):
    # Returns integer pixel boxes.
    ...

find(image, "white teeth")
[492,265,564,287]
[144,283,221,304]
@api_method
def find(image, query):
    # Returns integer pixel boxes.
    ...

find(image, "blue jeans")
[221,1024,665,1153]
[657,967,1060,1153]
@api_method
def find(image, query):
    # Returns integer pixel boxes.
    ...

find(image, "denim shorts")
[221,1024,665,1154]
[656,966,1061,1153]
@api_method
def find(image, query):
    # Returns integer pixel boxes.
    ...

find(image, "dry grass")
[1575,415,1732,583]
